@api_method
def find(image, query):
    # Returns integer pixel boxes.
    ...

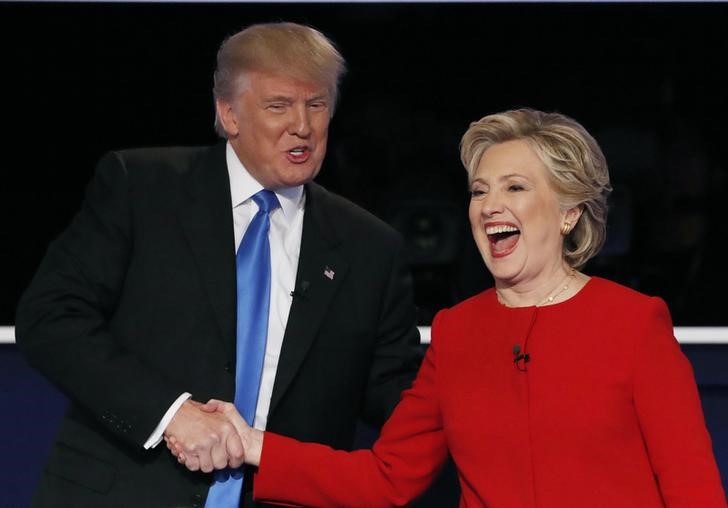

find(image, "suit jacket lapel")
[268,182,349,415]
[177,144,237,350]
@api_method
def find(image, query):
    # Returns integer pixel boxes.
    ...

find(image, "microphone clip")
[290,280,310,299]
[514,352,530,364]
[512,344,530,371]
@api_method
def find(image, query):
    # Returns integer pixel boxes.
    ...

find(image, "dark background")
[2,1,728,326]
[1,3,728,506]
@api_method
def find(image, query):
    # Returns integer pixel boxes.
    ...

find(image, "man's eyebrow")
[261,95,293,103]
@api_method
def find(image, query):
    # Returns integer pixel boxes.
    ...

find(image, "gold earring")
[560,222,571,235]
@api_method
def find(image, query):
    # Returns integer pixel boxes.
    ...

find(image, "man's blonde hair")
[213,22,346,137]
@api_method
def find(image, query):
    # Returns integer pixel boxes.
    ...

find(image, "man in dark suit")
[15,22,422,508]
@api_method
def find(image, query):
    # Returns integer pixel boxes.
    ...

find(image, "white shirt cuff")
[143,392,192,450]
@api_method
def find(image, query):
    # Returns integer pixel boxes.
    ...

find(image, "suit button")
[224,362,233,374]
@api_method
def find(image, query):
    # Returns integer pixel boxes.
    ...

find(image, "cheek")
[526,197,560,228]
[544,206,565,235]
[314,122,330,148]
[240,125,266,150]
[254,116,286,140]
[468,201,480,226]
[316,135,328,155]
[468,204,488,248]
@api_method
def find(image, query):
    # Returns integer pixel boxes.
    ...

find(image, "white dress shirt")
[144,143,305,448]
[227,143,305,430]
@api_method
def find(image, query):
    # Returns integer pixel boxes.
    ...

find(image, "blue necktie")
[205,189,280,508]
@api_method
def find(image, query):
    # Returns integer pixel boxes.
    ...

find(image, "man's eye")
[267,104,286,112]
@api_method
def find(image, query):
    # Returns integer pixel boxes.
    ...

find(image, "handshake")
[163,399,263,471]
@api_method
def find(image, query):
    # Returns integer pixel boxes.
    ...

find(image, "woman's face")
[468,139,574,287]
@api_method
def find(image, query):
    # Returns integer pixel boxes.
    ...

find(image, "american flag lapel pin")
[323,266,335,280]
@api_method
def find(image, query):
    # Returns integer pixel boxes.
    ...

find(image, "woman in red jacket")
[173,108,727,507]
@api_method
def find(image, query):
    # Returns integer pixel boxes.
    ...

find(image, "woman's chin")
[487,262,521,286]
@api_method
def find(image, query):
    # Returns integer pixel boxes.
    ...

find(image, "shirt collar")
[226,142,304,218]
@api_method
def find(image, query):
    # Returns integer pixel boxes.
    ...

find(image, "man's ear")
[215,99,238,137]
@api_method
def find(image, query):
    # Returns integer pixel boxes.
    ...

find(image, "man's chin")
[279,165,322,187]
[263,170,320,190]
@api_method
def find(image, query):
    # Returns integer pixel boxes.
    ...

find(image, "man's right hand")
[201,399,264,467]
[163,399,245,472]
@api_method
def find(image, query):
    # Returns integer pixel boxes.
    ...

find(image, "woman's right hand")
[167,399,264,468]
[200,399,264,467]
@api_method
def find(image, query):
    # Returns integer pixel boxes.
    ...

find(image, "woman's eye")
[470,189,486,198]
[508,184,524,192]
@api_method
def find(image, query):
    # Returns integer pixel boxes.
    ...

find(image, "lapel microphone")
[513,344,530,369]
[290,280,310,299]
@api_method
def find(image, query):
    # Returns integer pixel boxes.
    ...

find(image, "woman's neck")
[495,264,585,308]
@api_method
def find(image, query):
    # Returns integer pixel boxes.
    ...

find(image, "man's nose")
[288,105,312,137]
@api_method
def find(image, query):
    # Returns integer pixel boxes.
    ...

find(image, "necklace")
[537,269,576,306]
[497,269,577,308]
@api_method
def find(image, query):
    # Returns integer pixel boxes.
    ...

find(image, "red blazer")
[255,277,726,507]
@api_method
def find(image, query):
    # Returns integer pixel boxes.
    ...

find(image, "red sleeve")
[633,297,727,507]
[254,317,448,507]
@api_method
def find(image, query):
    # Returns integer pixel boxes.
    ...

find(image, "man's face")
[217,71,332,189]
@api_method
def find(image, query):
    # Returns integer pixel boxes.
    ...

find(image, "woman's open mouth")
[485,224,520,258]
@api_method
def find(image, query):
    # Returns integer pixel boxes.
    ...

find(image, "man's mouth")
[287,147,311,163]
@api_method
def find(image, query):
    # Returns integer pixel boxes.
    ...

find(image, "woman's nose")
[480,192,503,216]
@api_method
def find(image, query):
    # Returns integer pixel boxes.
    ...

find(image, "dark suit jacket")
[15,144,422,508]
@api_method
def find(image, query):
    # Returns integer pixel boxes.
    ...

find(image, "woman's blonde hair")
[460,108,612,268]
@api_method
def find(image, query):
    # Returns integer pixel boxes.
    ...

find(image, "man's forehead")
[248,70,329,95]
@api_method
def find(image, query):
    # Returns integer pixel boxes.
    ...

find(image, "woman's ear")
[561,206,583,235]
[564,205,583,227]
